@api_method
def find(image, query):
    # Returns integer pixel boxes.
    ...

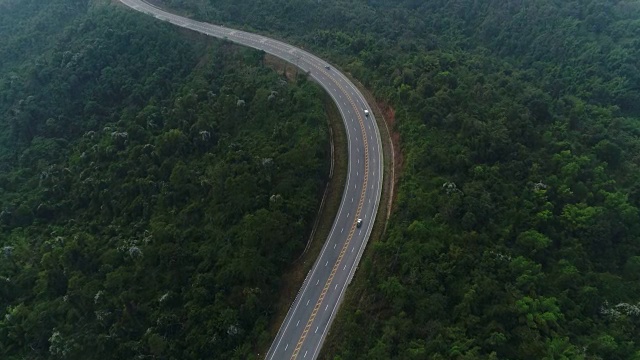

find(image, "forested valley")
[158,0,640,358]
[0,0,330,358]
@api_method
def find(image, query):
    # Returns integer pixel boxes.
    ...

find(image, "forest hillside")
[159,0,640,358]
[0,0,329,358]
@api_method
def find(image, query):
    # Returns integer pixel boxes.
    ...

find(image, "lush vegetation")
[159,0,640,358]
[0,1,329,358]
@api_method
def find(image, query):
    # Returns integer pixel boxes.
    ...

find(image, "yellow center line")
[289,64,370,360]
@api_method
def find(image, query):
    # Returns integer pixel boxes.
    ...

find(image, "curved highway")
[117,1,383,359]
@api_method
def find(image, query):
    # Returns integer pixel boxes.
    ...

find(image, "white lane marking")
[341,227,344,233]
[304,350,308,358]
[357,171,359,177]
[358,229,362,235]
[358,159,360,164]
[335,284,338,289]
[325,261,328,267]
[316,279,319,285]
[325,304,329,311]
[334,243,337,249]
[347,212,350,218]
[315,326,319,334]
[351,197,353,203]
[351,247,355,253]
[285,344,289,351]
[369,198,371,204]
[306,299,310,306]
[357,147,360,152]
[347,109,351,114]
[343,264,347,270]
[296,320,300,327]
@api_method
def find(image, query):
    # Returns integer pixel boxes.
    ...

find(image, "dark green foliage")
[0,1,328,359]
[159,0,640,358]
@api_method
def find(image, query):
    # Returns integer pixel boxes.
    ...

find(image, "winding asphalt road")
[117,1,383,358]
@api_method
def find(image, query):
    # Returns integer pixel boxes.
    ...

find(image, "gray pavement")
[117,1,384,358]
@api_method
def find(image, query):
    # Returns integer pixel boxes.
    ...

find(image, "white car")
[364,109,369,117]
[356,219,363,228]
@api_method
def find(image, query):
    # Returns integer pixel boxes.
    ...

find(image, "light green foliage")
[516,230,552,255]
[0,1,328,359]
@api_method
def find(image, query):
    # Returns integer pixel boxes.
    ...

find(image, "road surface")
[117,1,384,358]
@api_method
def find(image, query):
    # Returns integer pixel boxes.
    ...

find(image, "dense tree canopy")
[0,1,329,358]
[159,0,640,358]
[2,0,640,358]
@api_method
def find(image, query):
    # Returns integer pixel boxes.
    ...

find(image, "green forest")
[2,0,640,359]
[0,0,329,358]
[160,0,640,358]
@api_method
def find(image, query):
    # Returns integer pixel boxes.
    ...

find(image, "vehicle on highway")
[357,218,363,228]
[325,65,331,70]
[364,109,369,117]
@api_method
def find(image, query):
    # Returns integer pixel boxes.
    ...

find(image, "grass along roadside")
[318,71,399,359]
[256,54,348,357]
[256,55,398,359]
